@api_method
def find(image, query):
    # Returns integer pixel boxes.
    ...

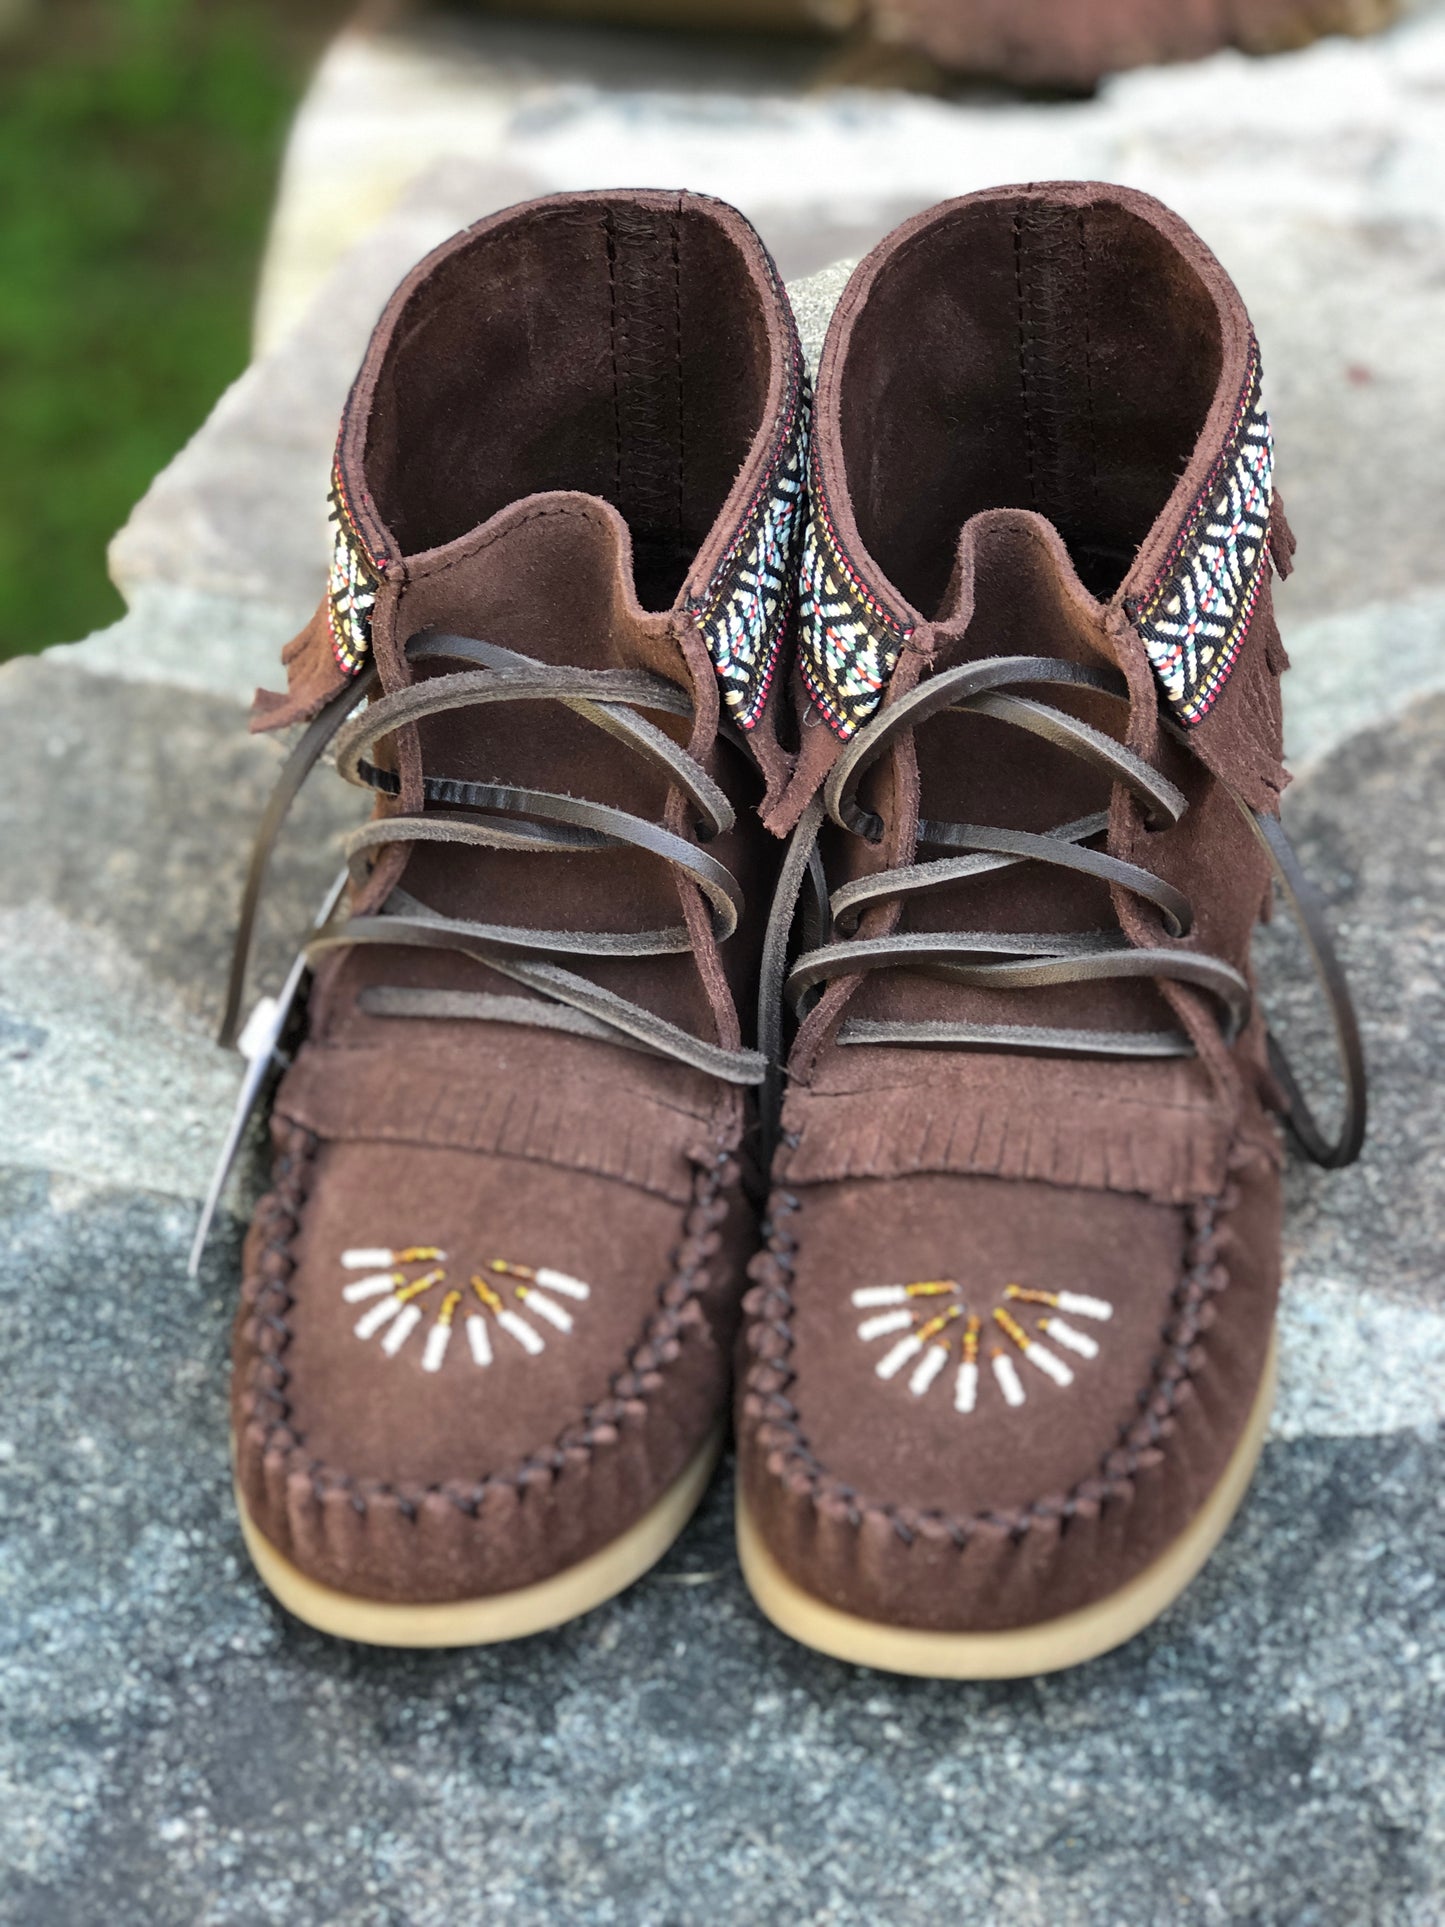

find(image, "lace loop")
[824,656,1186,839]
[769,650,1365,1165]
[220,628,763,1085]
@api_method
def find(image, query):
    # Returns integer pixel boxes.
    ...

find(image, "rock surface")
[2,10,1444,1922]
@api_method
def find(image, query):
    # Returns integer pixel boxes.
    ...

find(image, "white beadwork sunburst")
[340,1247,592,1373]
[850,1280,1113,1416]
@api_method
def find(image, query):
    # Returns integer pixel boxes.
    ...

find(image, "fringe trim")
[782,1082,1235,1204]
[274,1043,711,1205]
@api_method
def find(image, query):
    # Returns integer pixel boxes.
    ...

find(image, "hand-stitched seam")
[606,211,623,511]
[742,1129,1255,1545]
[672,213,686,557]
[240,1118,741,1514]
[1013,210,1039,513]
[1077,207,1100,522]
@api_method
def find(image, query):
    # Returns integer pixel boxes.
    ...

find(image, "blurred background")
[0,0,349,657]
[2,0,1426,662]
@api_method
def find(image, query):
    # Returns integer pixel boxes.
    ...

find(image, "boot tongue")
[318,488,723,1052]
[842,507,1171,1041]
[929,507,1124,680]
[386,489,706,929]
[390,489,699,697]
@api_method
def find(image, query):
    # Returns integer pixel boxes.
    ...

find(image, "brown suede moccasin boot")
[214,189,807,1644]
[738,183,1365,1677]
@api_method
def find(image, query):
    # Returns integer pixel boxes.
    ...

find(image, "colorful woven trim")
[689,290,809,732]
[1134,343,1274,728]
[327,463,385,675]
[797,448,915,740]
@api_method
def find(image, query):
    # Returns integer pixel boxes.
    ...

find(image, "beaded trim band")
[1134,342,1274,727]
[326,463,384,675]
[797,447,914,741]
[689,261,810,732]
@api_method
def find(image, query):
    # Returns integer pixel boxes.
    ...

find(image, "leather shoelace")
[191,627,769,1271]
[761,654,1366,1170]
[222,628,766,1086]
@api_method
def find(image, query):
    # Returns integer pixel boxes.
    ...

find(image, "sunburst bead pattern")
[850,1277,1114,1417]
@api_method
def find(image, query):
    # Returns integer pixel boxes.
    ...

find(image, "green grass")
[0,0,337,658]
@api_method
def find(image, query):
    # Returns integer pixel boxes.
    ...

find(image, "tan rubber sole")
[236,1425,722,1648]
[737,1329,1277,1678]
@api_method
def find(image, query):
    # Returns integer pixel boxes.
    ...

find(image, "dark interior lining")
[838,196,1224,612]
[366,202,772,609]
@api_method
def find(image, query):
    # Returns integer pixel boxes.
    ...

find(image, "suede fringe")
[275,1043,711,1205]
[782,1081,1233,1204]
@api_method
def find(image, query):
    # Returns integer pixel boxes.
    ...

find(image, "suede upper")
[740,183,1297,1634]
[234,191,806,1605]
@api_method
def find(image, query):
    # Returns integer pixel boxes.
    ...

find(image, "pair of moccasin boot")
[219,182,1364,1677]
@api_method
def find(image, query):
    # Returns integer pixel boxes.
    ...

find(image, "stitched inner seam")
[610,208,688,610]
[1016,204,1103,576]
[838,195,1225,617]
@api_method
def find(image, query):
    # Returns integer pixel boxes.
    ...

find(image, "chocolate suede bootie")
[212,190,807,1643]
[738,184,1364,1676]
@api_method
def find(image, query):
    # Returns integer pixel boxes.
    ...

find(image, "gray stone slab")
[0,656,361,1200]
[0,657,360,1025]
[0,903,242,1208]
[47,585,301,712]
[0,1171,1440,1927]
[791,256,855,377]
[1267,689,1445,1308]
[1283,587,1445,775]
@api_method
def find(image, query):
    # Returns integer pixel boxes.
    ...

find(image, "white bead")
[851,1286,907,1308]
[992,1353,1026,1407]
[342,1248,392,1270]
[536,1268,589,1301]
[908,1346,947,1397]
[876,1334,923,1381]
[857,1309,913,1342]
[421,1322,452,1374]
[354,1295,402,1340]
[465,1315,492,1367]
[498,1310,545,1356]
[522,1291,573,1334]
[381,1304,423,1357]
[342,1273,396,1303]
[1023,1341,1073,1388]
[1045,1317,1099,1360]
[1058,1291,1112,1321]
[954,1360,979,1414]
